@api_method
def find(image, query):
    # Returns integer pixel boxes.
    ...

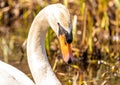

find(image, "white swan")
[0,3,73,85]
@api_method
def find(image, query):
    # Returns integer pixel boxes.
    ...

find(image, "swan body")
[0,61,35,85]
[0,3,72,85]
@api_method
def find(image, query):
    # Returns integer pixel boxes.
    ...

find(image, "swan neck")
[27,11,61,85]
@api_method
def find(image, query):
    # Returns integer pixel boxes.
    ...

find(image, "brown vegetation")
[0,0,120,85]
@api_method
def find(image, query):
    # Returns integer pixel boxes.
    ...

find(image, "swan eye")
[58,23,73,44]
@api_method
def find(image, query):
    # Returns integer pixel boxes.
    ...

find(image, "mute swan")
[0,3,72,85]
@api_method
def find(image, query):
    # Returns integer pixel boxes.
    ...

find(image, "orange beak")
[59,34,72,63]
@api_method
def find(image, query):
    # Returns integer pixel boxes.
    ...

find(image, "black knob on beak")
[65,32,73,44]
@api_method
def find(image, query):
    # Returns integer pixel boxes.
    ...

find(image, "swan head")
[44,4,73,63]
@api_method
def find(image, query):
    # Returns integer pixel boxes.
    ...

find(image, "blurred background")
[0,0,120,85]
